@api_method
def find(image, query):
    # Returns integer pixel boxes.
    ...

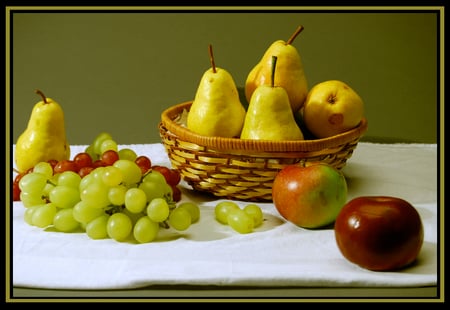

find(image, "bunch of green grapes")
[16,132,200,243]
[214,201,264,234]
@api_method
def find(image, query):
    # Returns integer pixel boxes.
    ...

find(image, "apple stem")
[208,44,216,73]
[35,89,47,103]
[286,25,304,45]
[271,55,278,88]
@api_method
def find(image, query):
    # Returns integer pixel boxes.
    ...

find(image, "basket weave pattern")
[159,101,368,201]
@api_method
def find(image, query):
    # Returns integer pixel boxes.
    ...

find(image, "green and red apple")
[272,162,347,229]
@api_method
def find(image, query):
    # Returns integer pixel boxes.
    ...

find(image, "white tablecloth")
[11,142,439,290]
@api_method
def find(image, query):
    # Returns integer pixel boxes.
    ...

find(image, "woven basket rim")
[160,101,368,152]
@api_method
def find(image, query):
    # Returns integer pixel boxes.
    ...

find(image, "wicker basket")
[159,101,368,202]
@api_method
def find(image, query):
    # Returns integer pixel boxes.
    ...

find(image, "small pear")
[245,25,308,113]
[15,89,70,173]
[187,44,246,138]
[240,56,304,141]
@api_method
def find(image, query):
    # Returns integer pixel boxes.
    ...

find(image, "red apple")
[334,196,424,271]
[272,162,348,229]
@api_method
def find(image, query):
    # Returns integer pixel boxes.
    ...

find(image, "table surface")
[9,142,442,302]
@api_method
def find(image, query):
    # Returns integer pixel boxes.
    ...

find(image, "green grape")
[100,138,118,154]
[73,200,104,224]
[92,132,113,155]
[19,172,47,194]
[138,179,172,202]
[90,166,106,181]
[146,198,170,222]
[169,207,191,231]
[49,185,81,209]
[57,171,82,188]
[101,166,123,187]
[124,188,147,213]
[49,173,60,185]
[33,162,53,179]
[178,202,200,223]
[107,212,132,242]
[244,204,264,228]
[118,148,137,161]
[133,216,159,243]
[85,144,98,161]
[113,159,142,186]
[31,203,57,228]
[24,205,41,225]
[42,182,56,198]
[122,208,143,225]
[20,191,46,208]
[86,214,110,240]
[79,173,96,192]
[53,208,80,232]
[214,201,240,225]
[227,208,254,234]
[79,221,87,231]
[142,170,166,184]
[108,185,127,206]
[80,182,110,209]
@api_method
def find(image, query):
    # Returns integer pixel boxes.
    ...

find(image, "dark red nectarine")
[334,196,424,271]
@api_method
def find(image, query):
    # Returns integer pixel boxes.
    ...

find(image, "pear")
[240,56,304,141]
[15,89,70,173]
[245,25,308,113]
[187,44,246,138]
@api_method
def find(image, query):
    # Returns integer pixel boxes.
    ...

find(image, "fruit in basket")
[15,89,70,173]
[241,56,304,140]
[302,80,364,138]
[245,25,308,113]
[334,196,424,271]
[272,162,347,229]
[187,44,246,138]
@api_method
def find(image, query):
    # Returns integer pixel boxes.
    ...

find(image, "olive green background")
[10,9,440,145]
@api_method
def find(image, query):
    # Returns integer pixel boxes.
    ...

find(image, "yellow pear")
[245,25,308,113]
[187,44,246,138]
[241,56,304,141]
[15,89,70,173]
[302,80,365,138]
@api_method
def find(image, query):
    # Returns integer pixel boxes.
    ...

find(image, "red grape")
[152,165,181,186]
[47,159,59,170]
[74,152,93,170]
[54,159,78,174]
[135,155,152,174]
[169,169,181,186]
[92,159,105,169]
[101,150,119,166]
[171,185,182,202]
[152,166,171,184]
[78,166,94,178]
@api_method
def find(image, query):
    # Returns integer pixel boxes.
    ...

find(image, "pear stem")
[208,44,216,73]
[35,89,47,103]
[271,55,278,88]
[286,25,304,45]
